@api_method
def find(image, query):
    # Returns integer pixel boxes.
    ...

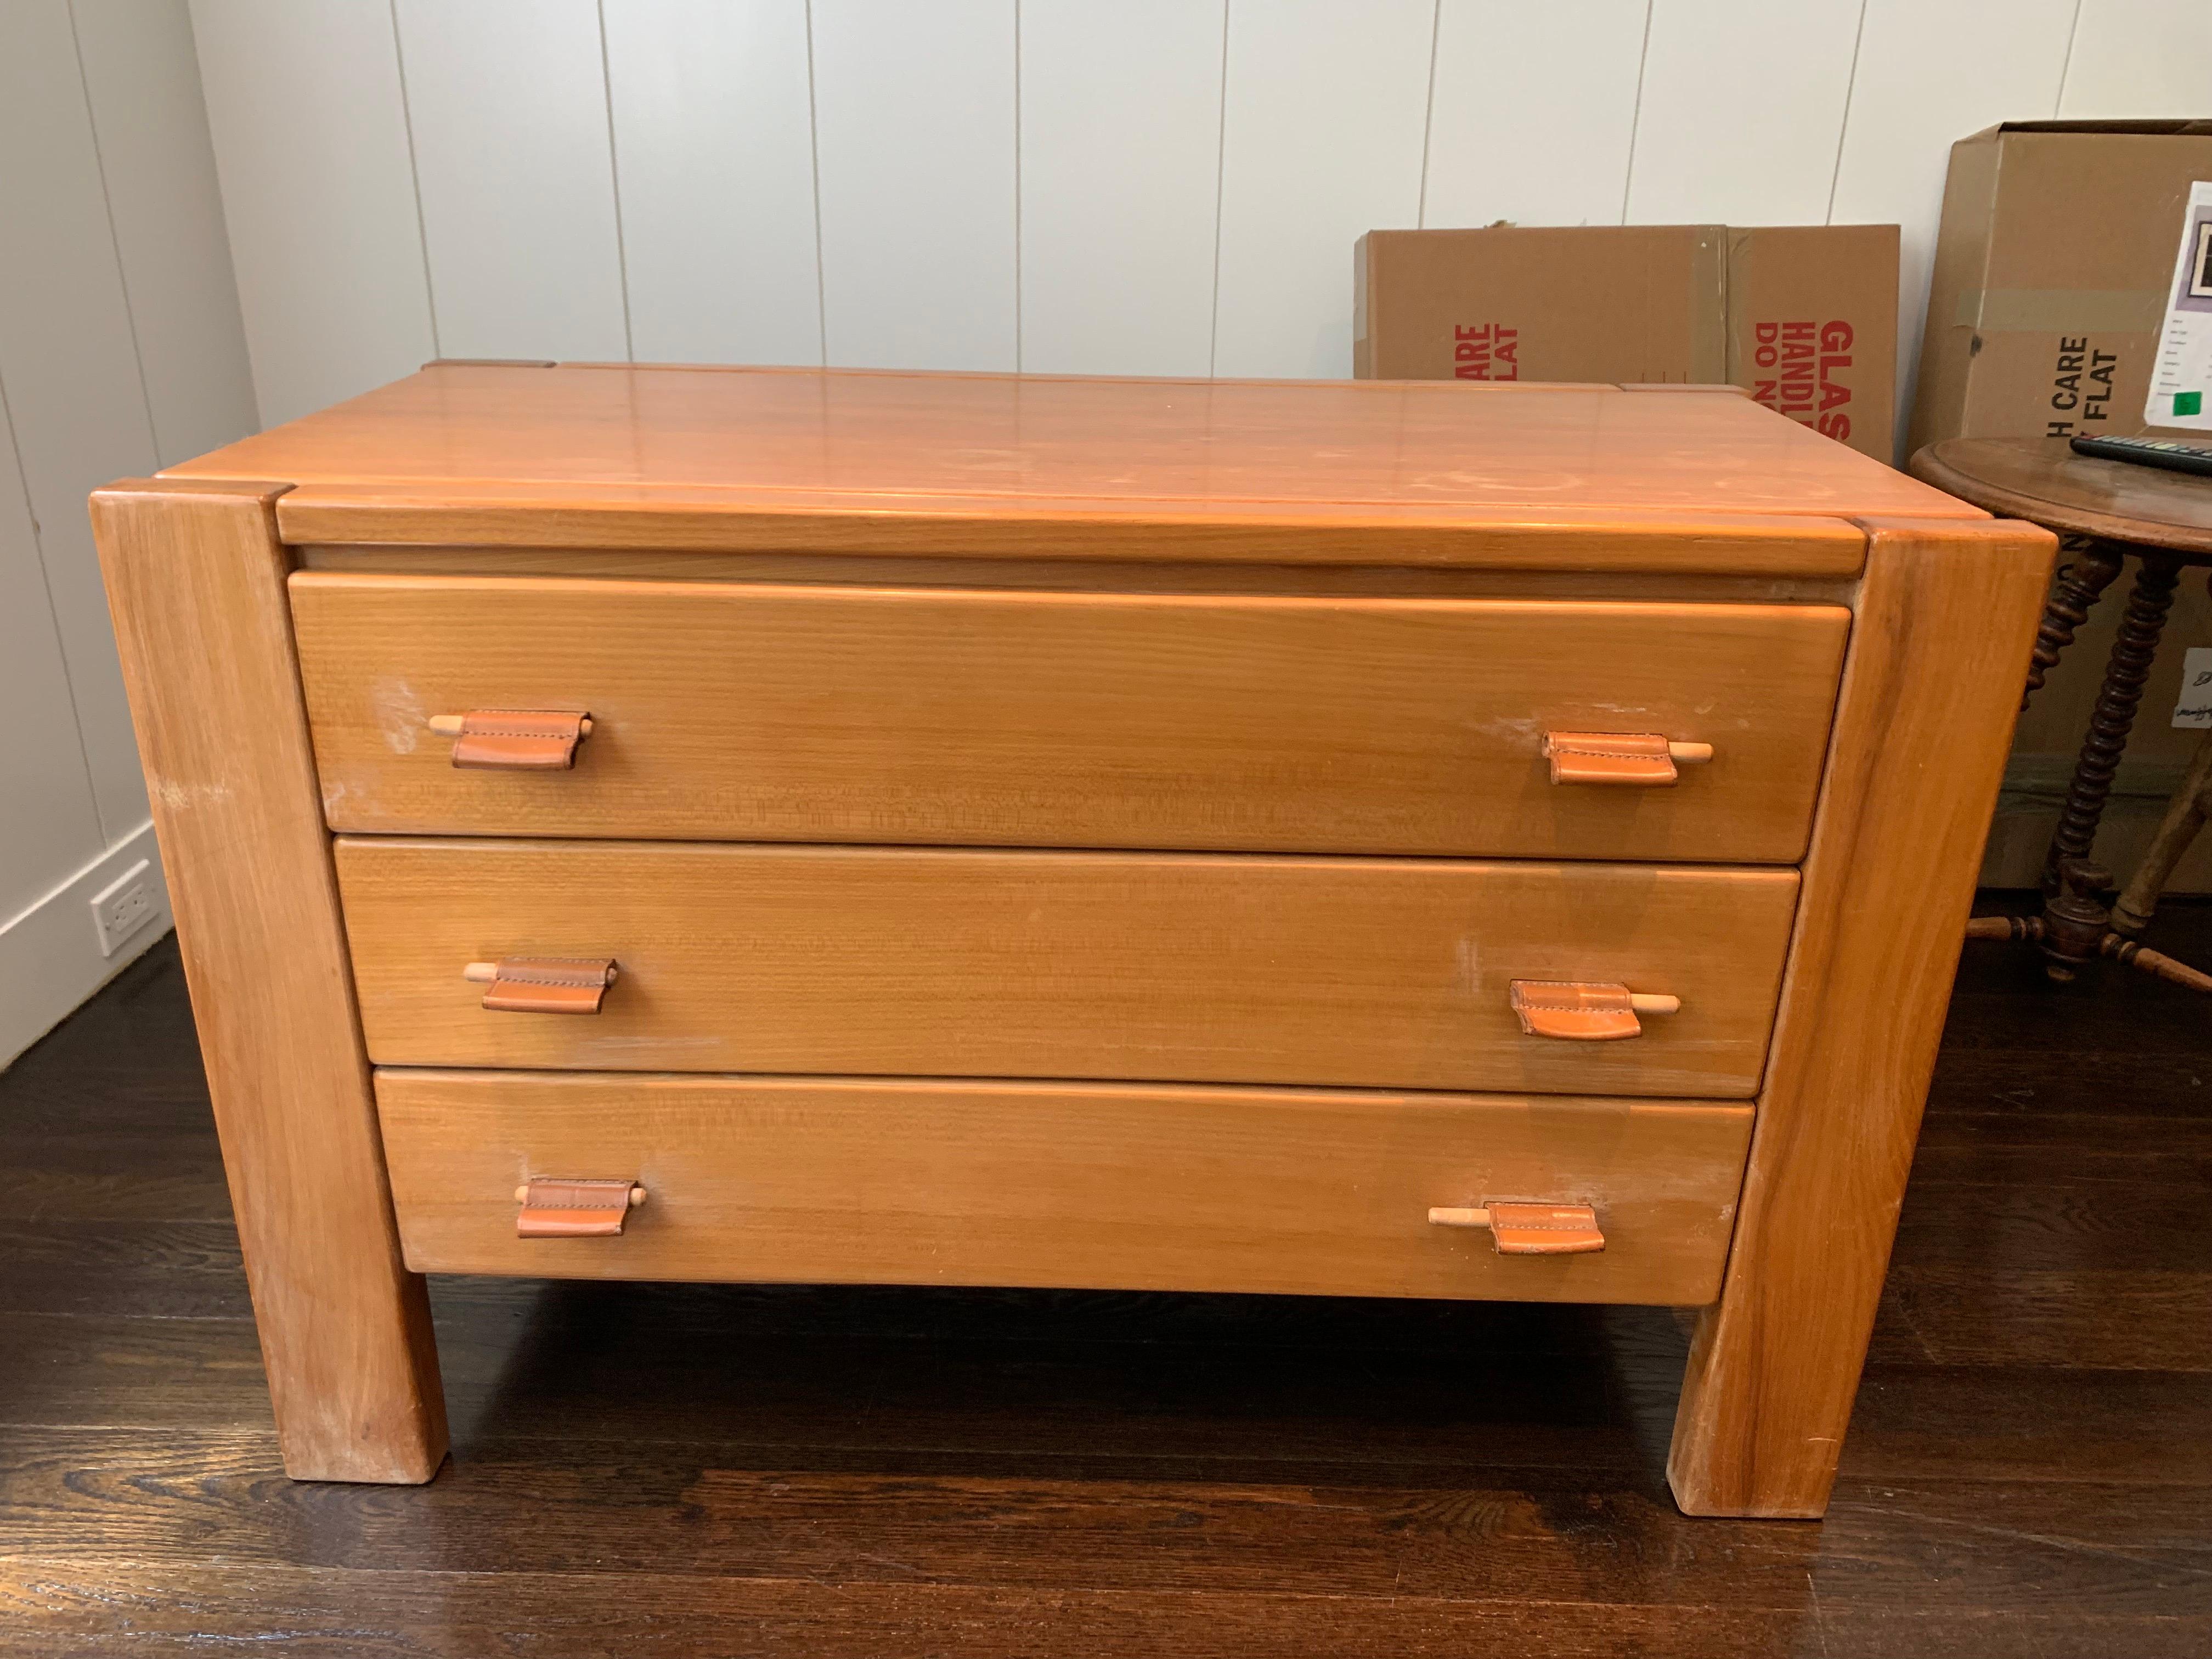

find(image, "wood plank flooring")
[1,899,2208,1656]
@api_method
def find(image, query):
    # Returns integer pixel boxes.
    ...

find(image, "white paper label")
[2176,647,2212,729]
[2146,180,2212,432]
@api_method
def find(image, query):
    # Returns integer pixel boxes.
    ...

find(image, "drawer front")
[336,838,1798,1097]
[293,573,1849,862]
[376,1069,1754,1306]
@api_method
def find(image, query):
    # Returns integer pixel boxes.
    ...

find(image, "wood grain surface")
[87,480,447,1483]
[334,838,1799,1097]
[292,572,1849,861]
[1668,516,2057,1517]
[374,1070,1753,1306]
[152,362,1979,565]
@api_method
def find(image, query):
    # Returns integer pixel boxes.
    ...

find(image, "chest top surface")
[158,363,1978,569]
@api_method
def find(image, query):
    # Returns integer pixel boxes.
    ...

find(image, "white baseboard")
[0,820,174,1069]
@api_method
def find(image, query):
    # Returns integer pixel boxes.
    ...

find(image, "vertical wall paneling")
[1019,0,1227,377]
[0,393,105,927]
[0,0,156,838]
[188,0,432,427]
[0,0,206,1063]
[185,1,2212,397]
[1422,0,1649,230]
[71,0,259,465]
[2061,0,2212,115]
[1831,0,2076,460]
[1626,0,1867,225]
[603,0,822,366]
[812,1,1019,372]
[392,0,629,362]
[1212,0,1436,379]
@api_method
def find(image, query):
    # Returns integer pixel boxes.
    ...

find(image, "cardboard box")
[1910,120,2212,455]
[1911,121,2212,891]
[1352,224,1898,460]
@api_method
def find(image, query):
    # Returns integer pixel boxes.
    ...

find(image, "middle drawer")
[335,838,1798,1097]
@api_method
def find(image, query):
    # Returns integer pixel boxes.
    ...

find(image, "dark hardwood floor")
[2,898,2208,1656]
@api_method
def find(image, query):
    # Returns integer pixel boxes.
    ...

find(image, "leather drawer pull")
[1509,979,1680,1041]
[515,1177,646,1238]
[428,710,592,770]
[1427,1201,1605,1255]
[463,957,618,1014]
[1544,730,1712,786]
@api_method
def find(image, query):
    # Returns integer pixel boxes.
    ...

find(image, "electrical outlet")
[91,860,157,957]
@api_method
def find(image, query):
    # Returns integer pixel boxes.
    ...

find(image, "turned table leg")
[2039,857,2116,981]
[2042,550,2181,895]
[2023,535,2126,709]
[2112,723,2212,936]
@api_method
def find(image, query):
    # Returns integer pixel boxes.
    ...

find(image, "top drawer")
[291,573,1848,862]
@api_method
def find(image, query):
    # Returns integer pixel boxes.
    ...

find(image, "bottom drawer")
[376,1070,1752,1306]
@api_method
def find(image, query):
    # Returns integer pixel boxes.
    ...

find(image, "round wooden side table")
[1910,436,2212,991]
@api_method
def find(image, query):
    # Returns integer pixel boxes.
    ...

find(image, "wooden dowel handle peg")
[464,960,620,986]
[1427,1206,1492,1228]
[428,714,593,738]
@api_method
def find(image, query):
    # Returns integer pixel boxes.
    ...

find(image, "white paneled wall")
[396,0,632,361]
[0,0,255,1065]
[2062,0,2212,117]
[1020,0,1225,377]
[1422,1,1647,232]
[71,0,258,465]
[0,430,100,929]
[604,0,823,366]
[1831,0,2079,454]
[1624,0,1867,226]
[184,0,2211,444]
[189,0,432,429]
[0,0,160,840]
[812,1,1020,371]
[1215,0,1434,378]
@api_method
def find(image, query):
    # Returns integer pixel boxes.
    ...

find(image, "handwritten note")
[2176,647,2212,729]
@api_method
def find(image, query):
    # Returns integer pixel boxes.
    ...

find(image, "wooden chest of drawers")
[93,364,2052,1518]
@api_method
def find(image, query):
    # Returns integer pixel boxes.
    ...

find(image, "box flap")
[1996,120,2212,137]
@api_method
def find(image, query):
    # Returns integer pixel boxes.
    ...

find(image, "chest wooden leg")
[1667,518,2052,1516]
[93,482,448,1483]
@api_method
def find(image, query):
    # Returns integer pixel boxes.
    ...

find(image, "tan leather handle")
[1543,730,1712,786]
[516,1177,646,1238]
[465,956,618,1014]
[1508,979,1679,1041]
[1429,1200,1604,1255]
[430,710,592,770]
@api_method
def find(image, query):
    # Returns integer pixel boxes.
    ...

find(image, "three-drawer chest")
[93,363,2053,1517]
